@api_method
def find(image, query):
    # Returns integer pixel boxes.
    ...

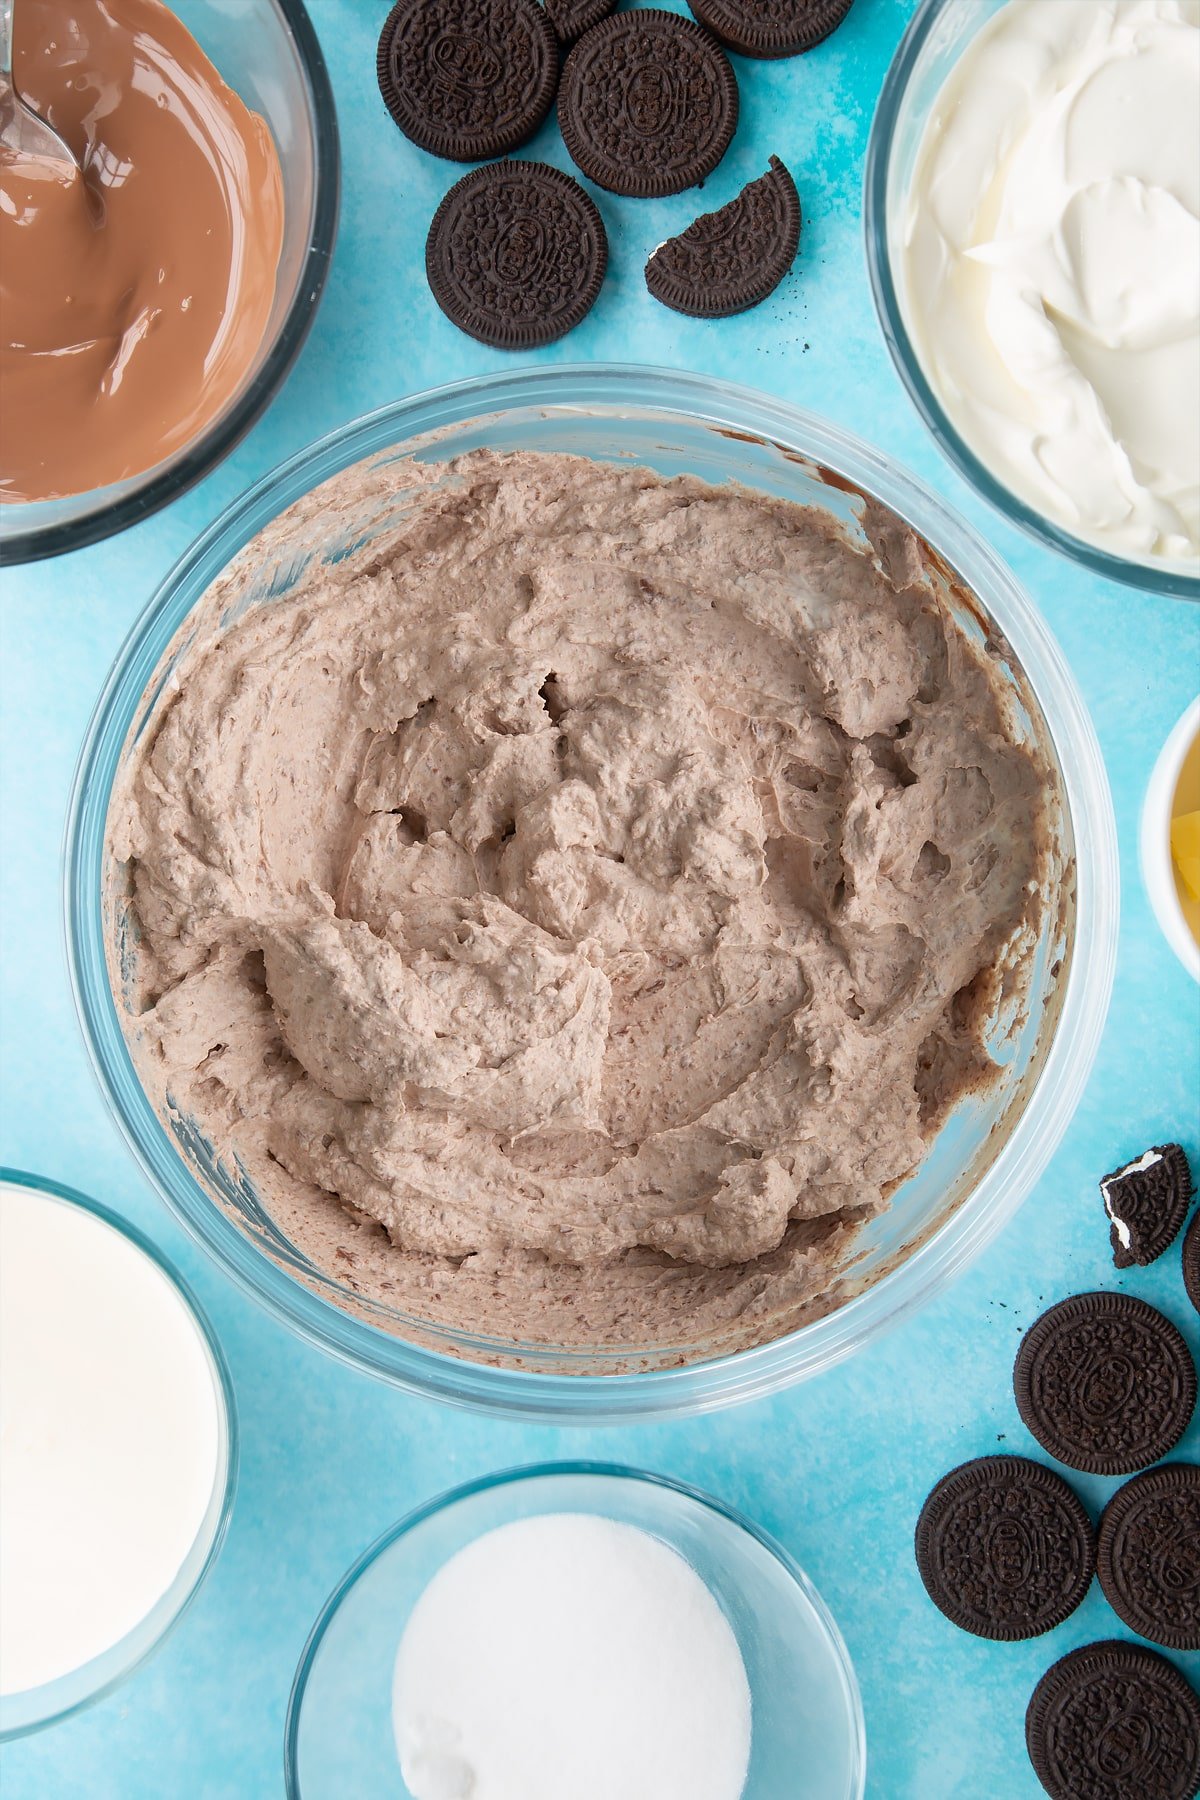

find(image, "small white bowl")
[1141,698,1200,983]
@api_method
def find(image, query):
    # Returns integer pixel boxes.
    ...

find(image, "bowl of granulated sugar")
[286,1462,865,1800]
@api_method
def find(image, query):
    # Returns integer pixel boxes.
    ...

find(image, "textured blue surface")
[1,2,1197,1795]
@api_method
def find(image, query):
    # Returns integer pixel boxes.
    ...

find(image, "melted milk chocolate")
[1,0,284,502]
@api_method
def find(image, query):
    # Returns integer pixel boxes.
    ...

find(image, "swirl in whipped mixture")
[901,0,1200,564]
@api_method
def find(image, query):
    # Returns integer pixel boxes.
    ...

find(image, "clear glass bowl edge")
[63,365,1120,1424]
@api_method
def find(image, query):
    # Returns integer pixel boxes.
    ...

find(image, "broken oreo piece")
[1097,1464,1200,1652]
[558,10,739,198]
[377,0,558,162]
[1185,1210,1200,1316]
[1013,1292,1196,1475]
[426,160,607,348]
[1025,1640,1200,1800]
[1101,1142,1195,1268]
[543,0,615,43]
[644,156,801,317]
[914,1456,1095,1642]
[687,0,856,58]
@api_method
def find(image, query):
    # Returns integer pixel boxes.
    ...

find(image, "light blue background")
[2,1,1198,1794]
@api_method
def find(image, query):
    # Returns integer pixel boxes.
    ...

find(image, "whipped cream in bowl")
[867,0,1200,596]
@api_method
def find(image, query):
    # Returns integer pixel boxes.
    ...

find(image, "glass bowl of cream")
[0,0,339,566]
[0,1170,236,1739]
[865,0,1200,600]
[66,366,1118,1421]
[285,1464,865,1800]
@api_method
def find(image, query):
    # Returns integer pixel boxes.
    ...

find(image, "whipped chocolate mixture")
[1,0,283,502]
[110,453,1051,1359]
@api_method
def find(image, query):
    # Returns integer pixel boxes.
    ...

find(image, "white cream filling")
[1100,1148,1164,1246]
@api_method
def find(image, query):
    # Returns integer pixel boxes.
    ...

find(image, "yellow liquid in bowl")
[1171,731,1200,947]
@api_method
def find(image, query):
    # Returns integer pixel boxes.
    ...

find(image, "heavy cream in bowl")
[0,1176,233,1736]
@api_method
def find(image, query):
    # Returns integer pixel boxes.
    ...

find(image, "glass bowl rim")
[862,0,1200,603]
[0,0,341,569]
[0,1166,239,1740]
[64,362,1119,1423]
[283,1458,867,1800]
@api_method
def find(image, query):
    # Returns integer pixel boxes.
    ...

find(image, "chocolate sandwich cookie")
[1097,1465,1200,1653]
[1101,1143,1195,1268]
[377,0,558,162]
[1185,1211,1200,1316]
[543,0,615,43]
[686,0,856,58]
[426,160,607,348]
[914,1456,1095,1641]
[558,10,739,198]
[644,156,801,317]
[1025,1640,1200,1800]
[1014,1292,1196,1475]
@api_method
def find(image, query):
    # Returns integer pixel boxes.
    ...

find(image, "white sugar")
[392,1512,752,1800]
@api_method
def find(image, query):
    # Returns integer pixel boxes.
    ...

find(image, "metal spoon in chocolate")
[0,0,79,179]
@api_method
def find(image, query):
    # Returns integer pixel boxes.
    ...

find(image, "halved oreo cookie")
[377,0,558,162]
[1025,1640,1200,1800]
[687,0,855,58]
[1097,1465,1200,1652]
[558,10,739,198]
[1013,1292,1196,1475]
[1185,1211,1200,1316]
[914,1456,1094,1641]
[644,156,801,317]
[1101,1143,1195,1268]
[544,0,615,43]
[426,160,607,348]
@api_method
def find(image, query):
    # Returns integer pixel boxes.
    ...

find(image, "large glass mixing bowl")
[66,366,1119,1421]
[0,0,339,566]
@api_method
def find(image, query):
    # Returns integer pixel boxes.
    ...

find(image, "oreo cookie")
[687,0,856,58]
[544,0,615,43]
[644,156,801,317]
[1185,1210,1200,1316]
[377,0,558,162]
[914,1456,1095,1642]
[426,160,607,348]
[1097,1465,1200,1652]
[1025,1640,1200,1800]
[558,10,739,198]
[1013,1292,1196,1475]
[1102,1143,1195,1268]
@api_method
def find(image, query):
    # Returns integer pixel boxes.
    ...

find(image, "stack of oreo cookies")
[915,1142,1199,1800]
[375,0,854,345]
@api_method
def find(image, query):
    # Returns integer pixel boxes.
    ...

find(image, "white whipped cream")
[900,0,1200,565]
